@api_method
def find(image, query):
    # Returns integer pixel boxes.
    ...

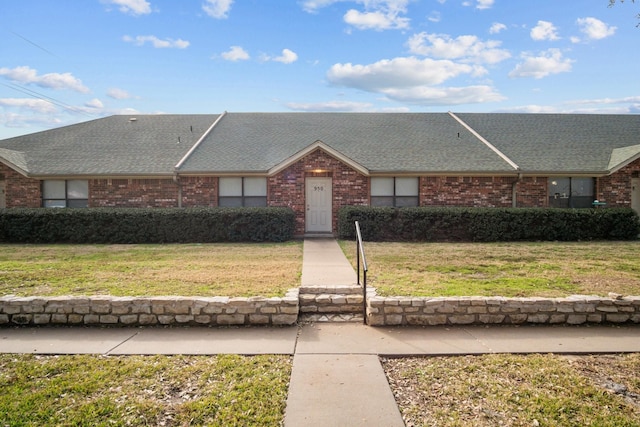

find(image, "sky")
[0,0,639,139]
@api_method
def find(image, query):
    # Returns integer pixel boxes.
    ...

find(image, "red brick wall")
[181,176,218,207]
[91,178,179,207]
[268,149,368,235]
[419,176,515,207]
[0,163,41,208]
[516,177,548,207]
[597,158,640,208]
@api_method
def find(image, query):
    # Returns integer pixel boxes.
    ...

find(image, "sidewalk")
[1,238,640,427]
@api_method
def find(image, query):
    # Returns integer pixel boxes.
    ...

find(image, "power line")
[1,82,96,118]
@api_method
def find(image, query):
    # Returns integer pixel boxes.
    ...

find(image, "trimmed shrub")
[338,206,640,242]
[0,207,296,243]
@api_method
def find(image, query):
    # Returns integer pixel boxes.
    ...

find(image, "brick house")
[0,112,639,236]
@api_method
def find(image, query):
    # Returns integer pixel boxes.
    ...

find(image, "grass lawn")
[0,242,302,298]
[0,354,291,427]
[384,353,640,427]
[340,241,640,297]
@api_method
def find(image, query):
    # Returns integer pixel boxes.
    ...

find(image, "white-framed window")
[219,177,267,207]
[371,177,419,207]
[42,180,89,208]
[548,177,595,208]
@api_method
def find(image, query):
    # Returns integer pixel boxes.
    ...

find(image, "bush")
[0,207,296,243]
[338,206,640,242]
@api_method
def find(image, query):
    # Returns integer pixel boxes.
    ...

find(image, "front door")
[306,177,332,233]
[632,178,640,213]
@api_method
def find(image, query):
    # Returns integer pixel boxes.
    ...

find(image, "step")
[299,292,364,315]
[299,285,362,295]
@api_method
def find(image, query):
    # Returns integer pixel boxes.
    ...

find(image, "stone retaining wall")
[366,290,640,326]
[0,289,299,327]
[3,288,640,327]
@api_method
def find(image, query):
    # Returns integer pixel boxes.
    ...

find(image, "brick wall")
[598,158,640,208]
[0,163,41,208]
[91,178,179,207]
[268,149,368,235]
[181,176,217,207]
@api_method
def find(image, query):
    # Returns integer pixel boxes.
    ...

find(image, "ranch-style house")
[0,112,639,236]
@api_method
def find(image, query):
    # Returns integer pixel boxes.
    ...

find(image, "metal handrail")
[355,221,368,325]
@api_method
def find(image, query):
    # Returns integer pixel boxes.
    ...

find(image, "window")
[42,180,89,208]
[371,177,419,207]
[219,177,267,207]
[548,177,594,208]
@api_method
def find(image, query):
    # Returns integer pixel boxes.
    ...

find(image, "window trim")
[218,177,267,207]
[42,179,89,208]
[371,177,419,207]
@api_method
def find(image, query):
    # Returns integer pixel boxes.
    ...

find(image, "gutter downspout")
[512,173,523,208]
[173,173,182,208]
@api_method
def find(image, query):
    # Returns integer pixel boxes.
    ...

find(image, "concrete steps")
[299,285,364,322]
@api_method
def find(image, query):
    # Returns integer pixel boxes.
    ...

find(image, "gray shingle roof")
[0,112,639,177]
[176,112,516,174]
[454,113,640,173]
[0,115,219,176]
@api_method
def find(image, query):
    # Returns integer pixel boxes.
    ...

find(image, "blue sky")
[0,0,638,139]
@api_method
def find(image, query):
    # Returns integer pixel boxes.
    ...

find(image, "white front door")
[306,177,332,233]
[632,178,640,213]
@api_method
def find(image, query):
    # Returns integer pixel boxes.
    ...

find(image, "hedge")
[338,206,640,242]
[0,207,296,243]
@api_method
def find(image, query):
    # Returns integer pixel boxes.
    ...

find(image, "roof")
[0,112,639,177]
[454,113,640,174]
[176,112,515,174]
[0,114,219,177]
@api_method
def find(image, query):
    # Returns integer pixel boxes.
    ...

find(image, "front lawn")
[340,241,640,297]
[0,242,302,298]
[384,353,640,427]
[0,354,291,427]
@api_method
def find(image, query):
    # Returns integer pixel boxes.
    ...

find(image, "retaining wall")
[0,290,299,327]
[366,289,640,326]
[2,288,640,327]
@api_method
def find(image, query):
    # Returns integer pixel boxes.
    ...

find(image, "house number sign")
[314,186,325,191]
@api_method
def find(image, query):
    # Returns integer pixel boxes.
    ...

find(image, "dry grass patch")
[0,242,302,297]
[0,354,291,427]
[383,353,640,427]
[340,241,640,297]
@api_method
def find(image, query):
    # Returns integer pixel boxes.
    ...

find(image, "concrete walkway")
[1,238,640,427]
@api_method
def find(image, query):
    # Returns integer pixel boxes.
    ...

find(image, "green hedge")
[338,206,640,242]
[0,207,296,243]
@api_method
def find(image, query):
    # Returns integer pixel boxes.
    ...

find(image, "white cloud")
[84,99,104,109]
[107,88,133,100]
[123,35,189,49]
[576,17,616,40]
[407,33,511,65]
[0,98,57,113]
[0,66,90,93]
[286,100,374,111]
[301,0,411,31]
[343,8,410,30]
[381,85,505,105]
[464,0,494,9]
[326,56,503,106]
[328,57,474,89]
[102,0,151,15]
[428,11,441,23]
[272,49,299,64]
[221,46,250,61]
[203,0,234,19]
[530,20,560,41]
[509,48,574,79]
[489,22,507,34]
[476,0,494,10]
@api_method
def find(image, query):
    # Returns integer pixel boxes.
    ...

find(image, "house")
[1,112,639,236]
